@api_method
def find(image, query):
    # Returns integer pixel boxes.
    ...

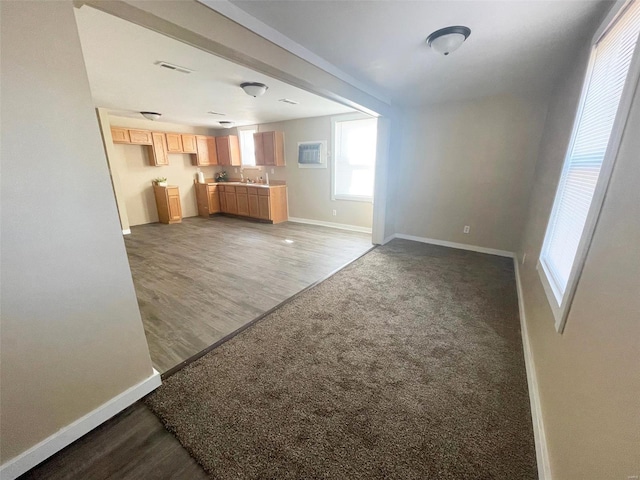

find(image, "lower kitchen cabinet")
[194,182,220,217]
[154,184,182,224]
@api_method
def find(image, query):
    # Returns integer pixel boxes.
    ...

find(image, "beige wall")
[517,22,640,480]
[392,94,548,252]
[1,0,154,464]
[247,115,373,229]
[107,116,219,226]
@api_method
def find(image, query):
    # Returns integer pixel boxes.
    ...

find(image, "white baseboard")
[391,233,514,258]
[0,369,161,480]
[122,229,131,235]
[288,217,372,234]
[382,234,396,245]
[514,260,552,480]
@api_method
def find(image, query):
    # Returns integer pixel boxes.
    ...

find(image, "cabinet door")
[219,186,227,212]
[237,193,249,216]
[262,131,276,166]
[194,136,210,166]
[228,135,241,166]
[225,192,238,214]
[181,134,197,153]
[207,137,218,165]
[253,132,265,166]
[248,193,259,218]
[216,136,230,166]
[111,127,130,143]
[258,195,270,220]
[168,194,182,222]
[149,132,169,166]
[129,129,153,145]
[166,133,183,153]
[208,186,220,213]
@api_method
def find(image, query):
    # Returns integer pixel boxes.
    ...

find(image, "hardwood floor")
[18,217,371,480]
[19,403,209,480]
[125,216,372,373]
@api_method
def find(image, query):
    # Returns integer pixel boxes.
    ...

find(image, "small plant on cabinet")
[153,177,168,187]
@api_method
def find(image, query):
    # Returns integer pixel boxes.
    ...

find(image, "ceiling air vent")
[279,98,299,105]
[155,61,193,74]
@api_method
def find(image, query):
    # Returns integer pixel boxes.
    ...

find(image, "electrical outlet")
[271,168,275,174]
[463,225,470,234]
[332,209,337,216]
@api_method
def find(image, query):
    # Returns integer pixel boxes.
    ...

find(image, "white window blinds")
[540,0,640,302]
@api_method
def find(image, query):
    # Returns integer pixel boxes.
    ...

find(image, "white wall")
[392,94,548,252]
[517,16,640,479]
[0,0,155,466]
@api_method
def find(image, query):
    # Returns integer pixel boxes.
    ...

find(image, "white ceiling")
[226,0,611,105]
[73,6,354,128]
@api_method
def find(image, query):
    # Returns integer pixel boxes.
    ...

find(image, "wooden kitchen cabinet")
[222,185,238,214]
[129,129,153,145]
[254,131,285,166]
[215,135,241,166]
[248,189,260,218]
[154,184,182,224]
[194,181,221,217]
[165,133,183,153]
[181,134,197,154]
[194,136,218,166]
[147,132,169,166]
[236,186,249,216]
[111,127,130,144]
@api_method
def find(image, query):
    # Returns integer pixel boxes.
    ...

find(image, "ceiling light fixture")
[279,98,299,105]
[426,26,471,56]
[240,82,268,97]
[208,111,226,116]
[140,111,162,121]
[219,121,235,128]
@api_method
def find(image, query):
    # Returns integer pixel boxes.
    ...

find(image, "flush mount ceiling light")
[140,111,162,121]
[240,82,268,97]
[426,26,471,56]
[219,121,235,128]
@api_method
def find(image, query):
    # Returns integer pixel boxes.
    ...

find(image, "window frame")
[537,0,640,333]
[331,113,377,203]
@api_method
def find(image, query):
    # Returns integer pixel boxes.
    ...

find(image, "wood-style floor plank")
[125,216,372,373]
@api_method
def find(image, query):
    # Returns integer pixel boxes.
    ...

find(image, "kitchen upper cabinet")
[181,134,197,154]
[165,133,183,153]
[111,127,130,144]
[254,131,285,166]
[129,129,153,145]
[216,135,241,166]
[147,132,169,166]
[194,135,218,166]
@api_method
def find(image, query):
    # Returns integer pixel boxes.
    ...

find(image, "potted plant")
[215,171,228,182]
[154,177,168,187]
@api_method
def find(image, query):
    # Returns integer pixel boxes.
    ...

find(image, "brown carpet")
[146,239,537,479]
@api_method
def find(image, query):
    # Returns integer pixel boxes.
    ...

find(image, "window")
[538,0,640,332]
[238,126,257,166]
[332,114,377,201]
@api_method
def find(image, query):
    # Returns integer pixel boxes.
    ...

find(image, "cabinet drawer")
[218,185,225,193]
[258,188,270,196]
[224,185,235,193]
[235,186,248,194]
[166,186,179,195]
[129,129,153,145]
